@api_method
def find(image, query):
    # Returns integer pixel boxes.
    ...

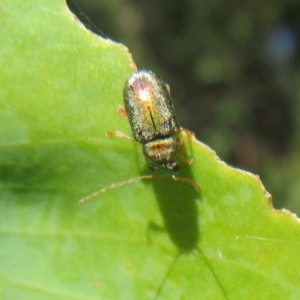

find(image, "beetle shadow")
[144,148,201,251]
[142,156,229,300]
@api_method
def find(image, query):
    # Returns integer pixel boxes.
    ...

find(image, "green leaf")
[1,1,300,299]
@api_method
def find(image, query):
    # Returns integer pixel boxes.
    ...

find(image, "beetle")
[79,70,199,204]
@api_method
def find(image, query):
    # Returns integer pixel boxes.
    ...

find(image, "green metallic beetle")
[79,70,199,204]
[124,70,182,171]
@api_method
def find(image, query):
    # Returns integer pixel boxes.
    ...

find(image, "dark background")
[67,0,300,215]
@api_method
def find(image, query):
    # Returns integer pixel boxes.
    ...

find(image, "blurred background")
[67,0,300,215]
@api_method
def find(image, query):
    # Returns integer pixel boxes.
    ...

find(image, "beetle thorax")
[143,136,180,171]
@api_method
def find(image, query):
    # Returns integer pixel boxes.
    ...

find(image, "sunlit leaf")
[1,1,300,299]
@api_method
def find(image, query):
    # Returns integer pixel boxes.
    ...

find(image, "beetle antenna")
[79,174,199,205]
[79,175,154,205]
[171,175,200,190]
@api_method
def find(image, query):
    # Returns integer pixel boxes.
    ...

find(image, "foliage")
[69,0,300,215]
[1,1,300,299]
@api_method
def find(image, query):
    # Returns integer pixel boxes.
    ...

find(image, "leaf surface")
[0,1,300,299]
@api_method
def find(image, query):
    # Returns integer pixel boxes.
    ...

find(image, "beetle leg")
[178,139,193,165]
[116,106,127,118]
[107,130,135,141]
[179,127,195,138]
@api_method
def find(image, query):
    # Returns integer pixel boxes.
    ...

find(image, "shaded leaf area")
[1,1,300,299]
